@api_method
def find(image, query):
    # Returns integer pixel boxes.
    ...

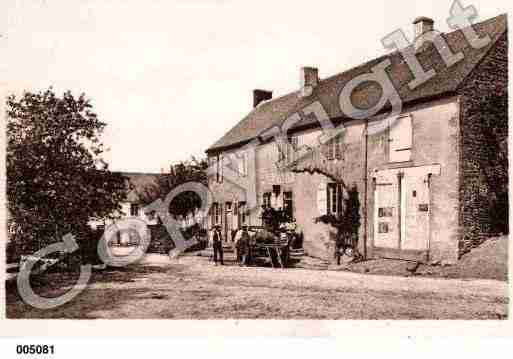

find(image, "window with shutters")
[326,183,343,215]
[276,141,283,162]
[212,203,220,225]
[389,115,412,162]
[325,134,342,161]
[284,136,298,164]
[278,136,299,164]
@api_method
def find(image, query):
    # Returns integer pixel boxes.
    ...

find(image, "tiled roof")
[207,14,507,153]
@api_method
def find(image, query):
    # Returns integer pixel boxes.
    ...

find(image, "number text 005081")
[16,345,55,355]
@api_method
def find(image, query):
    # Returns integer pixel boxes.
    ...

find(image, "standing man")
[234,226,252,266]
[211,225,224,265]
[233,228,243,263]
[239,226,251,266]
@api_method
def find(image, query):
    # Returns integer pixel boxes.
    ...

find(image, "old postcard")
[0,0,512,350]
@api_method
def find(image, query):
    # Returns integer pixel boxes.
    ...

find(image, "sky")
[2,0,510,173]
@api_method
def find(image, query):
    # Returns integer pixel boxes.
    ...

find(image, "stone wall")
[208,96,463,263]
[292,122,366,261]
[458,32,508,255]
[254,140,295,224]
[366,97,461,263]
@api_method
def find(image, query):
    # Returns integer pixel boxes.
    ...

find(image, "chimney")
[300,67,319,97]
[413,16,434,50]
[253,89,272,108]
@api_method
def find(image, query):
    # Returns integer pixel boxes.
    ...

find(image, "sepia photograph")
[0,0,510,329]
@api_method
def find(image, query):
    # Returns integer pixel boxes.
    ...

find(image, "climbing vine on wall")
[314,185,361,257]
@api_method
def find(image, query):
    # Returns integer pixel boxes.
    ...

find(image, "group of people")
[208,225,254,266]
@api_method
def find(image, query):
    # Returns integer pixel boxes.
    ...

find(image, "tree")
[148,157,208,219]
[6,89,127,253]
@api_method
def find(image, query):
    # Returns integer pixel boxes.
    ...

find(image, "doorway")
[373,166,436,261]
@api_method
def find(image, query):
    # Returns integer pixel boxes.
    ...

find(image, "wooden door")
[401,174,430,251]
[374,172,400,249]
[373,166,437,261]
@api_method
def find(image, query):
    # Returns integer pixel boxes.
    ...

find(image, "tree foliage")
[146,157,208,218]
[6,89,127,252]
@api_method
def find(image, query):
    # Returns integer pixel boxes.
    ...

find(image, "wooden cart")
[253,235,290,268]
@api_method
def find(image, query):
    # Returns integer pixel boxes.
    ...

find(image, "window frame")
[326,183,343,216]
[326,134,342,161]
[130,203,139,217]
[212,202,221,225]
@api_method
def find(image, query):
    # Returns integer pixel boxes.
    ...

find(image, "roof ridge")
[454,14,507,91]
[319,13,507,87]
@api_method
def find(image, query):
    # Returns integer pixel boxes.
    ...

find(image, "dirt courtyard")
[6,254,508,320]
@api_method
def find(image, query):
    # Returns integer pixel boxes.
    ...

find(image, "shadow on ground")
[5,264,189,319]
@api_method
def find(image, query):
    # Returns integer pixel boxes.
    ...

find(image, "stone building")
[205,14,508,264]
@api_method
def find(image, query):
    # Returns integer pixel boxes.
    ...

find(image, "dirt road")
[6,255,508,319]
